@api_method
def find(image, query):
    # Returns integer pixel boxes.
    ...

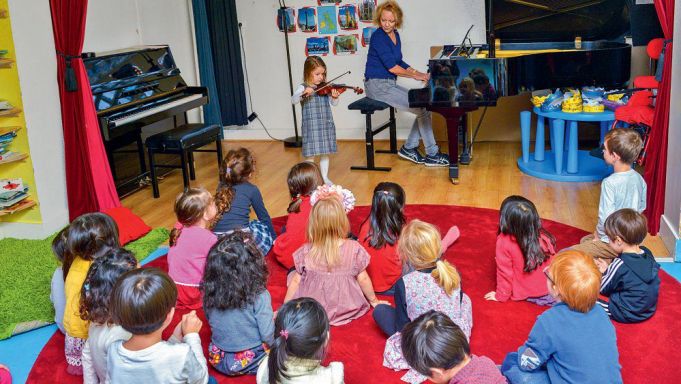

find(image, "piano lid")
[489,0,630,43]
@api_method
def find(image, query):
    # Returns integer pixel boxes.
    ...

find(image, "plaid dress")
[301,86,337,157]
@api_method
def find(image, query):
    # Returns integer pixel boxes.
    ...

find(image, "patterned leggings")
[65,334,86,374]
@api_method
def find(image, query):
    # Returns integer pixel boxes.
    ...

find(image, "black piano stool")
[145,123,223,198]
[348,97,397,172]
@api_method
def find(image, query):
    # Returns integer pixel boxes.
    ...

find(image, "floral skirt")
[208,342,269,376]
[65,334,86,375]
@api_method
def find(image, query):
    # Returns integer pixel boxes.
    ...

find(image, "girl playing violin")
[292,56,344,185]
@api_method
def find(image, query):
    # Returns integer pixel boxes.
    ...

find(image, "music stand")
[279,0,302,148]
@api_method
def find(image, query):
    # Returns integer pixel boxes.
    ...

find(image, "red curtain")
[50,0,120,220]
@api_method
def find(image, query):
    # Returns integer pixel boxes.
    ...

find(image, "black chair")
[348,97,397,172]
[145,123,223,198]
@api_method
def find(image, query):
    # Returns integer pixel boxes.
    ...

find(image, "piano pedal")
[138,176,152,188]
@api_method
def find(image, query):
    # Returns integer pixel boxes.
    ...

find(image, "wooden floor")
[122,140,669,257]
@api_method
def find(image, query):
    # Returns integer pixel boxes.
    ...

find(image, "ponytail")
[168,227,182,247]
[268,332,291,384]
[432,260,461,296]
[287,194,304,214]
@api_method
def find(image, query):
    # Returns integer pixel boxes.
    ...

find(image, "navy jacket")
[600,246,660,323]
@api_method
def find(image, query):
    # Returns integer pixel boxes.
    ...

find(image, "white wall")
[231,0,485,140]
[660,0,681,259]
[1,0,68,239]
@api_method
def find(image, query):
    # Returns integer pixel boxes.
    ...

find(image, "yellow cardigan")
[63,257,91,339]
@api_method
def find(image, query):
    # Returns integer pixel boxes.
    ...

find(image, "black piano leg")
[445,116,460,184]
[136,135,147,174]
[460,116,471,165]
[148,148,160,198]
[105,144,117,181]
[188,151,196,181]
[179,150,190,190]
[216,136,224,166]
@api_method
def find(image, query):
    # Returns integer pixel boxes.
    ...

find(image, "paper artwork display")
[318,0,341,4]
[338,5,358,30]
[317,6,338,34]
[277,8,296,32]
[306,37,330,56]
[361,27,377,47]
[298,7,317,32]
[358,0,376,22]
[333,35,358,54]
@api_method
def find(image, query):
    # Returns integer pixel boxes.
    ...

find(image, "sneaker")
[398,146,425,164]
[424,152,450,167]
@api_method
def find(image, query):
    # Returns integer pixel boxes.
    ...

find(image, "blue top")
[206,290,275,351]
[365,28,410,80]
[517,302,622,383]
[213,182,276,238]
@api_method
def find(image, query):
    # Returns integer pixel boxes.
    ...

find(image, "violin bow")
[313,70,352,94]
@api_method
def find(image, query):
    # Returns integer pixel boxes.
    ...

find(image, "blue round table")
[518,107,614,182]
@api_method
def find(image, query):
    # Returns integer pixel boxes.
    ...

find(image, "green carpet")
[0,228,169,340]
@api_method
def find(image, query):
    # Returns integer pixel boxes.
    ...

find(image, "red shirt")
[449,355,508,384]
[359,221,402,292]
[272,196,312,269]
[494,233,555,302]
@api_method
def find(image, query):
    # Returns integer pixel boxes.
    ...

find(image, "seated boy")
[400,310,506,384]
[595,209,660,323]
[107,268,213,384]
[572,128,646,260]
[501,251,622,384]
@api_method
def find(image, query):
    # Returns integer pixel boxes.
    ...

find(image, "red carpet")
[27,205,681,383]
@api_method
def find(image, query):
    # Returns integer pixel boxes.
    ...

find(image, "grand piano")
[409,0,632,184]
[83,46,208,196]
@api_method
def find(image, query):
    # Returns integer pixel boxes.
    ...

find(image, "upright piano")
[83,46,208,196]
[409,0,632,184]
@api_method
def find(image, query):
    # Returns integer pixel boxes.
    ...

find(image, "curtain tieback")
[56,51,81,92]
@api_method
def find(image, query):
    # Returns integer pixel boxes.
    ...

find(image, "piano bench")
[347,97,397,172]
[145,123,223,198]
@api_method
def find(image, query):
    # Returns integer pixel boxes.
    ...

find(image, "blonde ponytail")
[432,259,461,296]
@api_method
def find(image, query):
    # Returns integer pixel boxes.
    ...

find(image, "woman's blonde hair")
[303,56,327,85]
[374,0,404,29]
[399,220,460,295]
[307,196,350,269]
[548,250,600,313]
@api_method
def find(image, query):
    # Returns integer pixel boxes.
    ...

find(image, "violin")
[315,82,364,96]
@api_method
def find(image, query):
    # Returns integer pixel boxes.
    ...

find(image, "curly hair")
[201,230,269,310]
[213,148,255,228]
[169,187,214,246]
[79,248,137,324]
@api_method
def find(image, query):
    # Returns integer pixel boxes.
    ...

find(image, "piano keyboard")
[109,94,204,127]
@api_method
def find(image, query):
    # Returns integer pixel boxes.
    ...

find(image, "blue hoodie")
[600,246,660,323]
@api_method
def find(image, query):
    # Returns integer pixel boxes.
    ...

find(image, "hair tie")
[83,283,90,292]
[279,329,289,340]
[173,222,183,230]
[225,167,232,174]
[379,190,390,196]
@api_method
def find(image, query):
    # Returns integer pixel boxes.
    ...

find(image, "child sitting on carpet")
[359,182,407,295]
[212,147,277,256]
[401,310,506,384]
[203,231,274,376]
[80,248,137,384]
[63,212,120,376]
[595,209,660,323]
[168,187,218,310]
[484,196,556,305]
[50,226,69,334]
[571,128,646,260]
[376,220,472,382]
[272,161,324,269]
[283,187,388,325]
[256,297,343,384]
[501,250,622,383]
[107,268,213,384]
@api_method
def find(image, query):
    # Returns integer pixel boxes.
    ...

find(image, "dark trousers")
[372,304,398,336]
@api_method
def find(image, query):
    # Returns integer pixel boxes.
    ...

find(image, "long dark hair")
[213,148,254,228]
[79,248,137,324]
[361,182,406,249]
[268,298,330,384]
[169,188,213,246]
[287,162,323,214]
[52,226,70,265]
[401,310,470,377]
[498,195,555,272]
[201,231,268,310]
[64,212,119,280]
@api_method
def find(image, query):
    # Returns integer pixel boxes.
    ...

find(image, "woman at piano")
[364,0,449,167]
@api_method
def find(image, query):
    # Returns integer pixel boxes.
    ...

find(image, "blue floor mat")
[0,246,168,384]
